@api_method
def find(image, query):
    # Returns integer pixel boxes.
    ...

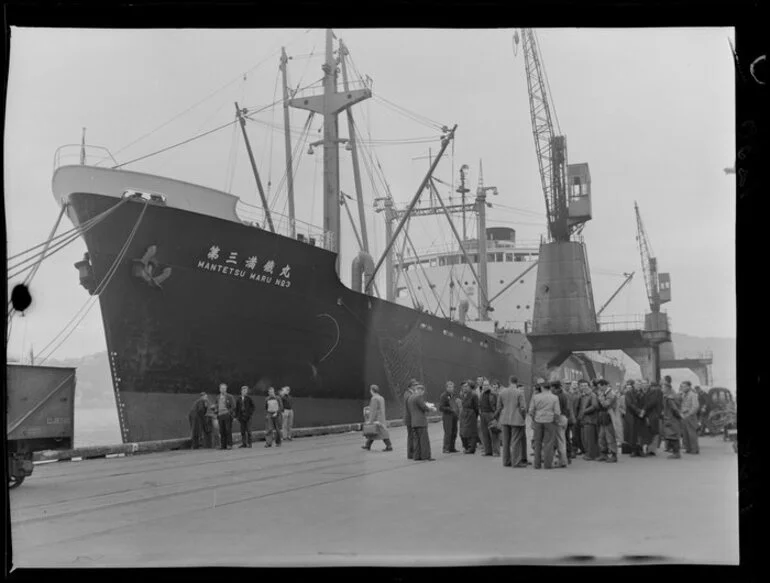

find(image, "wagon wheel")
[9,475,25,490]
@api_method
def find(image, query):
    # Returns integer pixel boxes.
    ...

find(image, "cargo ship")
[51,30,623,443]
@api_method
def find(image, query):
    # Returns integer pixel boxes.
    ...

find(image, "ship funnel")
[458,300,470,325]
[351,251,375,295]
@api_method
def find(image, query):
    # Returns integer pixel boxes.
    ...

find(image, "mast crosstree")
[289,29,372,273]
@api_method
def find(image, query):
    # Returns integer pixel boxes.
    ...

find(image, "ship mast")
[289,30,371,273]
[339,39,370,255]
[280,47,296,238]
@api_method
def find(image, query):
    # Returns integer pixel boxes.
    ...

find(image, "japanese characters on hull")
[197,245,292,288]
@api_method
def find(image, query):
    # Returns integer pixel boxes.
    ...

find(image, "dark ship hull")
[70,192,535,442]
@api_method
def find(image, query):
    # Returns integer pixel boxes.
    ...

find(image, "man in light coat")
[215,383,236,450]
[362,385,393,452]
[495,376,527,467]
[407,385,434,461]
[679,381,700,454]
[528,381,561,469]
[524,379,542,463]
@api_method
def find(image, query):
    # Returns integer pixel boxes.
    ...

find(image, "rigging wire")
[148,95,234,175]
[107,29,312,161]
[265,66,281,198]
[8,198,131,281]
[224,111,240,193]
[111,120,237,169]
[266,111,314,211]
[36,201,150,365]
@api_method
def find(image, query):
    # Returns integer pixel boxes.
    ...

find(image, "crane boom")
[634,201,660,312]
[596,272,635,317]
[515,29,570,241]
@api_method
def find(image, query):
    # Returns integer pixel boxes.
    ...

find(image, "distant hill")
[36,352,116,409]
[668,332,736,388]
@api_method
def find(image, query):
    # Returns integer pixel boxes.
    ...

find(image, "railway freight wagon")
[6,364,76,488]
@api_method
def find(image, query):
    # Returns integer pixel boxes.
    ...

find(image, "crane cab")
[567,162,592,228]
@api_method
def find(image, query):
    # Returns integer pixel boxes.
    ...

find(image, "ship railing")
[497,320,528,334]
[53,144,119,173]
[399,240,542,263]
[672,350,714,361]
[235,200,334,251]
[596,314,646,331]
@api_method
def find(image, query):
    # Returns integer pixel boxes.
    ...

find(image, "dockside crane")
[513,29,591,242]
[634,201,671,314]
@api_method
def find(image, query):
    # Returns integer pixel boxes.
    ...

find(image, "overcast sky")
[5,27,735,360]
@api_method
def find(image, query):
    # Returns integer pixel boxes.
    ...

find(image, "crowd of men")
[363,374,704,468]
[188,383,294,450]
[189,374,705,466]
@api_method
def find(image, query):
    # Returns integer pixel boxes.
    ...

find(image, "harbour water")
[74,407,122,448]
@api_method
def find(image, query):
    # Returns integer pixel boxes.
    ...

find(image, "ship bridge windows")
[505,253,513,262]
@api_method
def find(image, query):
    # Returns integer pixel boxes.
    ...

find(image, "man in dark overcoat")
[189,392,210,449]
[438,381,459,453]
[235,385,255,448]
[459,381,480,454]
[644,382,664,455]
[625,381,651,457]
[403,379,418,459]
[577,380,599,460]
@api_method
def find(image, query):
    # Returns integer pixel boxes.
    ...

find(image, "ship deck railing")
[53,144,120,173]
[399,240,541,264]
[235,200,334,251]
[53,145,334,251]
[596,314,647,332]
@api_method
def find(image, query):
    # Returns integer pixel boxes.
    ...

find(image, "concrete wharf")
[10,424,738,567]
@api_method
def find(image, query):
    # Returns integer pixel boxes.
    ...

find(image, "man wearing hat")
[551,381,571,467]
[407,384,435,461]
[577,379,600,460]
[596,379,618,462]
[403,379,419,460]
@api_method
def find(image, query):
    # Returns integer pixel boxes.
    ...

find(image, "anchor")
[132,245,172,288]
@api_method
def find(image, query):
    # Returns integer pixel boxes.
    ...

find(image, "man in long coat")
[479,379,500,457]
[577,380,600,460]
[566,381,581,458]
[661,383,683,459]
[495,376,527,467]
[235,386,255,448]
[644,382,664,455]
[459,381,479,454]
[625,381,650,457]
[189,393,210,449]
[679,381,700,454]
[438,381,459,453]
[408,385,434,461]
[403,380,418,459]
[362,385,393,452]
